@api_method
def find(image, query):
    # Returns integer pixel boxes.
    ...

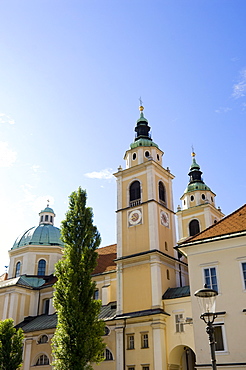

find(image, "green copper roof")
[190,157,200,170]
[16,313,57,333]
[130,138,159,149]
[12,224,63,250]
[136,112,148,123]
[184,182,211,194]
[0,276,46,289]
[163,286,190,299]
[183,153,211,194]
[40,206,54,214]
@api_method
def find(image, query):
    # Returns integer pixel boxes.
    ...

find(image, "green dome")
[130,138,159,149]
[12,224,63,250]
[184,182,211,194]
[40,206,54,214]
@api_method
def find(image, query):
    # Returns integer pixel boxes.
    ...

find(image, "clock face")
[160,210,169,227]
[128,209,142,226]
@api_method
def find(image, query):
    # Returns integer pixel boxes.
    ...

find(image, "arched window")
[159,181,166,204]
[189,219,200,236]
[129,181,141,205]
[37,259,46,276]
[104,348,113,361]
[35,354,49,366]
[15,262,21,277]
[38,335,48,344]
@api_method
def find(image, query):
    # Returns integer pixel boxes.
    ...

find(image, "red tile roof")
[93,244,117,275]
[184,204,246,243]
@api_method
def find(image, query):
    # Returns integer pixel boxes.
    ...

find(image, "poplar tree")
[52,187,105,370]
[0,319,24,370]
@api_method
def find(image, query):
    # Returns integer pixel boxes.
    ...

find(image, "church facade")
[0,105,245,370]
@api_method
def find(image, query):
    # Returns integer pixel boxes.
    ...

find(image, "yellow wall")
[123,260,152,312]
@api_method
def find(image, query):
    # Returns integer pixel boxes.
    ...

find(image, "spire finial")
[47,199,50,207]
[191,145,196,158]
[139,97,144,112]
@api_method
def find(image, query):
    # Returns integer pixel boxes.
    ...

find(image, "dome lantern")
[39,201,55,226]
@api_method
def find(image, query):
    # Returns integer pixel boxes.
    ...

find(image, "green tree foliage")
[0,319,24,370]
[52,187,105,370]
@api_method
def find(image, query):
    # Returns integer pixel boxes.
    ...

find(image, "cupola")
[39,202,55,225]
[124,103,163,168]
[177,151,224,242]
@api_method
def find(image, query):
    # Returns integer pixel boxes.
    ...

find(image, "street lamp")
[194,285,218,370]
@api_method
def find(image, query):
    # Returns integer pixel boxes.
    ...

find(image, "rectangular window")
[242,262,246,289]
[128,367,135,370]
[142,367,149,370]
[141,333,149,348]
[43,298,50,315]
[127,335,135,350]
[214,325,225,351]
[175,314,184,332]
[204,267,218,291]
[94,289,99,300]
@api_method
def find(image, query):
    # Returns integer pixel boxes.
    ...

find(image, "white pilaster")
[9,292,18,322]
[147,165,154,199]
[115,326,124,370]
[23,338,33,370]
[150,255,162,308]
[148,202,159,250]
[2,292,10,320]
[117,212,123,258]
[29,291,39,316]
[138,147,144,164]
[19,293,26,322]
[176,212,183,241]
[204,206,212,228]
[152,321,167,370]
[49,297,55,315]
[102,285,110,306]
[116,262,123,315]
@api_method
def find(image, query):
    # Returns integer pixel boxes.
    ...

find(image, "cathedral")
[0,105,246,370]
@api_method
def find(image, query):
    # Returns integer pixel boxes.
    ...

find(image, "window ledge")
[215,351,229,355]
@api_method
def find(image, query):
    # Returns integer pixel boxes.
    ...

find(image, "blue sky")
[0,1,246,274]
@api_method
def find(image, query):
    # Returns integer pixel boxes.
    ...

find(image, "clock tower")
[114,105,187,315]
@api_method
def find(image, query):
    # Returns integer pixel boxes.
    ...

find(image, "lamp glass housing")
[194,287,218,316]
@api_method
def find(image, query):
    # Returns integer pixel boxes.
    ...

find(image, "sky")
[0,0,246,274]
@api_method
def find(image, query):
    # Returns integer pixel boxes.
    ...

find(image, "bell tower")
[177,151,224,242]
[114,105,185,315]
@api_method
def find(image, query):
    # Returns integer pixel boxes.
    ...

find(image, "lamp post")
[194,286,218,370]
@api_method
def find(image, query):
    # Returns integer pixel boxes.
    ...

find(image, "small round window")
[202,194,206,200]
[132,153,137,160]
[190,195,194,201]
[145,151,150,158]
